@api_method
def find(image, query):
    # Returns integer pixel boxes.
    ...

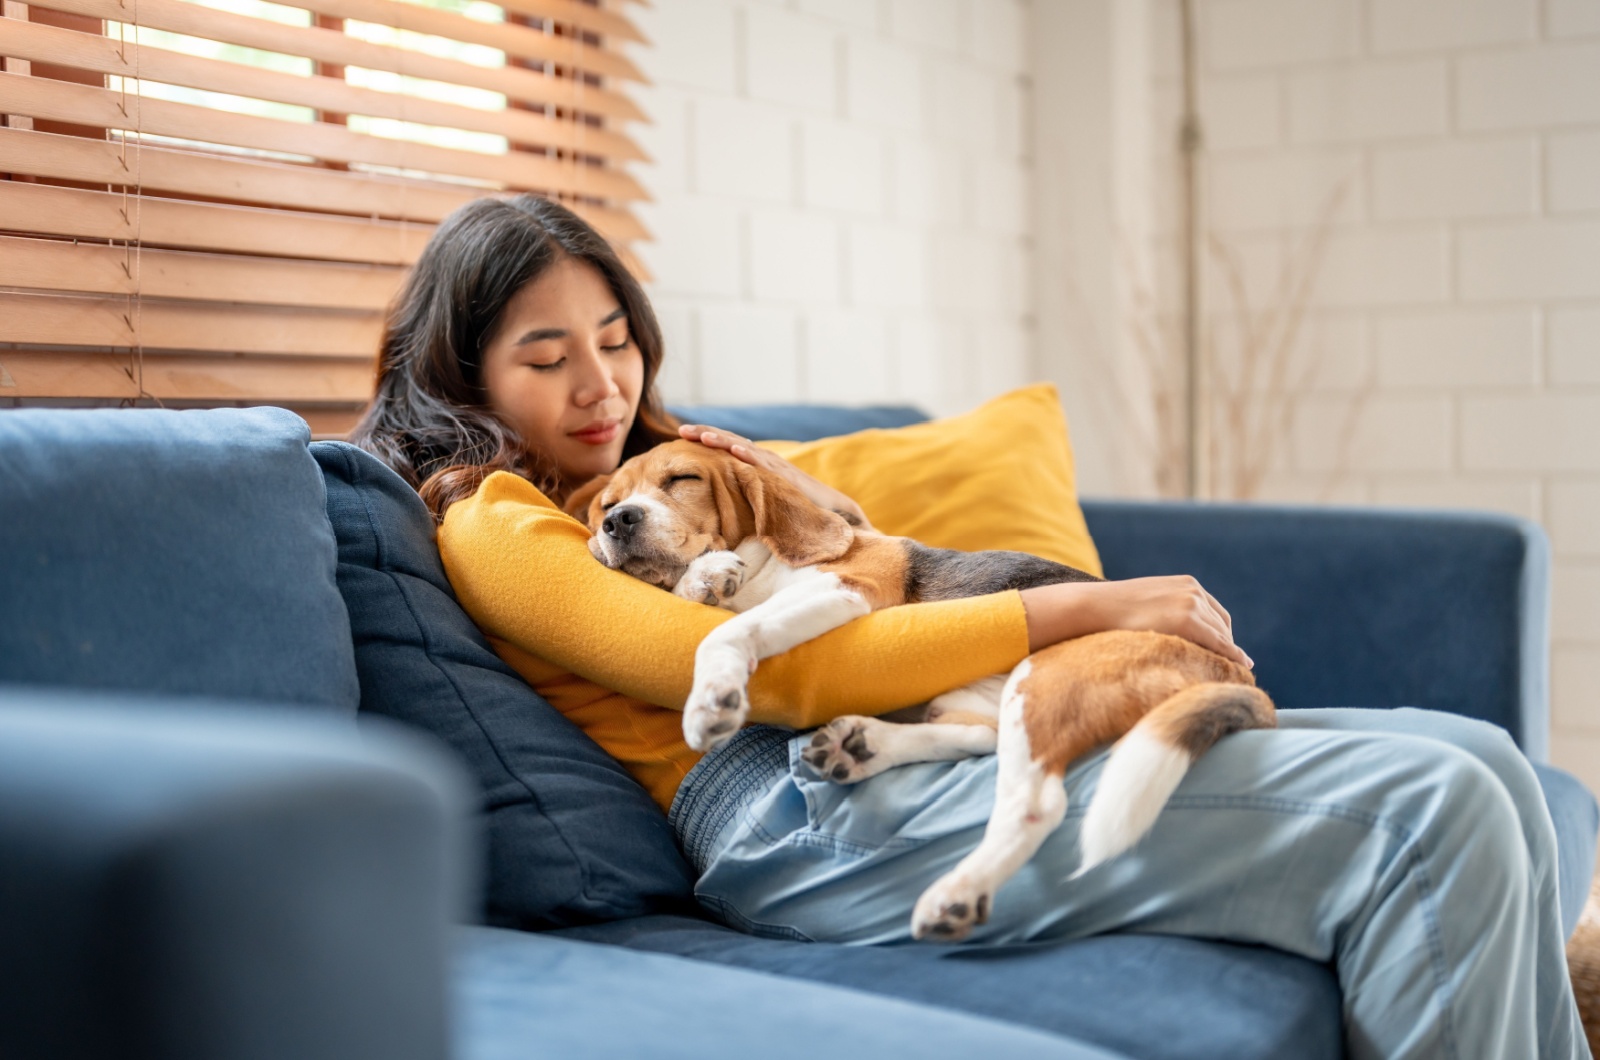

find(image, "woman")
[354,194,1587,1060]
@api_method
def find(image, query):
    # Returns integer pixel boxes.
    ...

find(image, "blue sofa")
[1,404,1594,1060]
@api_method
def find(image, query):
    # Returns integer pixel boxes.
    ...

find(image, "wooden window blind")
[0,0,650,436]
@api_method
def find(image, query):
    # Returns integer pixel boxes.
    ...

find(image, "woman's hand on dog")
[1020,577,1253,670]
[679,423,874,529]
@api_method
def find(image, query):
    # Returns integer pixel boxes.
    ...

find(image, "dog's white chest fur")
[721,540,823,613]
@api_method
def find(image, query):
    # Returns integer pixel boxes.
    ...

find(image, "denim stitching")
[694,892,815,942]
[669,725,791,873]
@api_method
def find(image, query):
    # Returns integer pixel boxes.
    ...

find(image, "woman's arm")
[438,473,1029,730]
[1020,579,1252,668]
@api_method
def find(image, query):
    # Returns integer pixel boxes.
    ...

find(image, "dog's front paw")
[801,716,885,783]
[683,673,751,752]
[911,872,992,943]
[673,551,747,608]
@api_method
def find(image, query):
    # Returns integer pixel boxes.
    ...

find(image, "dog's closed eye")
[664,473,702,486]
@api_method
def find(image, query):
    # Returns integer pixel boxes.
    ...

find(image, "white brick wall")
[627,0,1034,418]
[1549,129,1600,212]
[1144,0,1600,795]
[1457,41,1600,130]
[1547,0,1600,38]
[1550,307,1600,384]
[1371,138,1538,220]
[1287,60,1449,144]
[1369,0,1537,53]
[1204,0,1361,70]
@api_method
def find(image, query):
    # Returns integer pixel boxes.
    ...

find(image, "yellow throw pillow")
[762,383,1103,577]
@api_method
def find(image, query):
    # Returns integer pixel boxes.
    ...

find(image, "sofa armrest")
[0,689,473,1060]
[1080,501,1551,758]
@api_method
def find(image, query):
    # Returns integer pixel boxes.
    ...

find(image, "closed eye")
[665,474,701,486]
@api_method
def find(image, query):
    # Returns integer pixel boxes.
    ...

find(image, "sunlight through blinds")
[0,0,651,434]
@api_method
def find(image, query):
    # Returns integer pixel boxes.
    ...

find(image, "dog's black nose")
[602,505,645,541]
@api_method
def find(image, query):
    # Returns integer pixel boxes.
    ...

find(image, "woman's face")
[480,255,644,495]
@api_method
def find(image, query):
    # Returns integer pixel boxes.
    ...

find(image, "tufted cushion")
[0,408,358,712]
[311,442,694,928]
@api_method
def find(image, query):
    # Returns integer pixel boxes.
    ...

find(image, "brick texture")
[1369,0,1537,53]
[1551,480,1600,558]
[1549,130,1600,213]
[629,0,1033,422]
[1175,0,1600,776]
[1458,42,1600,131]
[1550,308,1600,385]
[1205,0,1361,70]
[1288,60,1449,144]
[1372,139,1538,221]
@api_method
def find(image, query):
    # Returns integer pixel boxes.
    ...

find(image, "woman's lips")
[569,420,621,445]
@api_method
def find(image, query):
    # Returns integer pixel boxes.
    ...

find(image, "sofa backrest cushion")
[311,442,695,929]
[668,403,929,443]
[0,408,358,712]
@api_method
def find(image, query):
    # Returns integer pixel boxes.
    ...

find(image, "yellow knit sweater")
[438,471,1033,813]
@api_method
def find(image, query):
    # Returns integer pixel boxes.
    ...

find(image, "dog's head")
[564,440,854,588]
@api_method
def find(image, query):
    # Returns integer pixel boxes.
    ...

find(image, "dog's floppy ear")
[708,460,755,549]
[562,472,612,529]
[732,462,853,567]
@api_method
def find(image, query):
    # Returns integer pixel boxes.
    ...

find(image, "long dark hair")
[350,194,678,519]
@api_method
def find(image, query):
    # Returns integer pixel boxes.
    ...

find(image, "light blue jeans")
[670,708,1590,1060]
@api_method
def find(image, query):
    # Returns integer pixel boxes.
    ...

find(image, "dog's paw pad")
[683,679,750,752]
[677,553,747,608]
[911,878,991,943]
[800,716,879,783]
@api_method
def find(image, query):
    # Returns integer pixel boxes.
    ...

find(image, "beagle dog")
[567,440,1274,941]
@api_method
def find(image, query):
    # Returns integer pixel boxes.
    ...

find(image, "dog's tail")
[1074,682,1275,877]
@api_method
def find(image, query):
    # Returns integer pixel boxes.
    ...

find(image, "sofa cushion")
[311,442,695,929]
[1532,761,1600,938]
[759,384,1102,575]
[0,408,358,712]
[669,402,929,443]
[553,915,1340,1060]
[458,926,1128,1060]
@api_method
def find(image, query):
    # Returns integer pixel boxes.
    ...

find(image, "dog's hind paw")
[911,874,991,943]
[801,716,888,783]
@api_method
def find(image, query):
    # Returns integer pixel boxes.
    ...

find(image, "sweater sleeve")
[438,472,1032,730]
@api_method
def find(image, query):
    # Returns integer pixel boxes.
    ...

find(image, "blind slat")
[0,235,406,308]
[297,407,364,438]
[0,71,649,200]
[0,128,649,239]
[0,182,430,264]
[2,0,652,425]
[0,292,382,355]
[496,0,647,45]
[294,0,646,83]
[0,347,375,401]
[2,125,479,221]
[23,0,647,120]
[2,17,650,162]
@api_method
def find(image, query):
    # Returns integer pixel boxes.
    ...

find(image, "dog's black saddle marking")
[905,542,1101,603]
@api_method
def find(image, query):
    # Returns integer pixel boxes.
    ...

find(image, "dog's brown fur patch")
[823,534,911,611]
[1015,631,1264,775]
